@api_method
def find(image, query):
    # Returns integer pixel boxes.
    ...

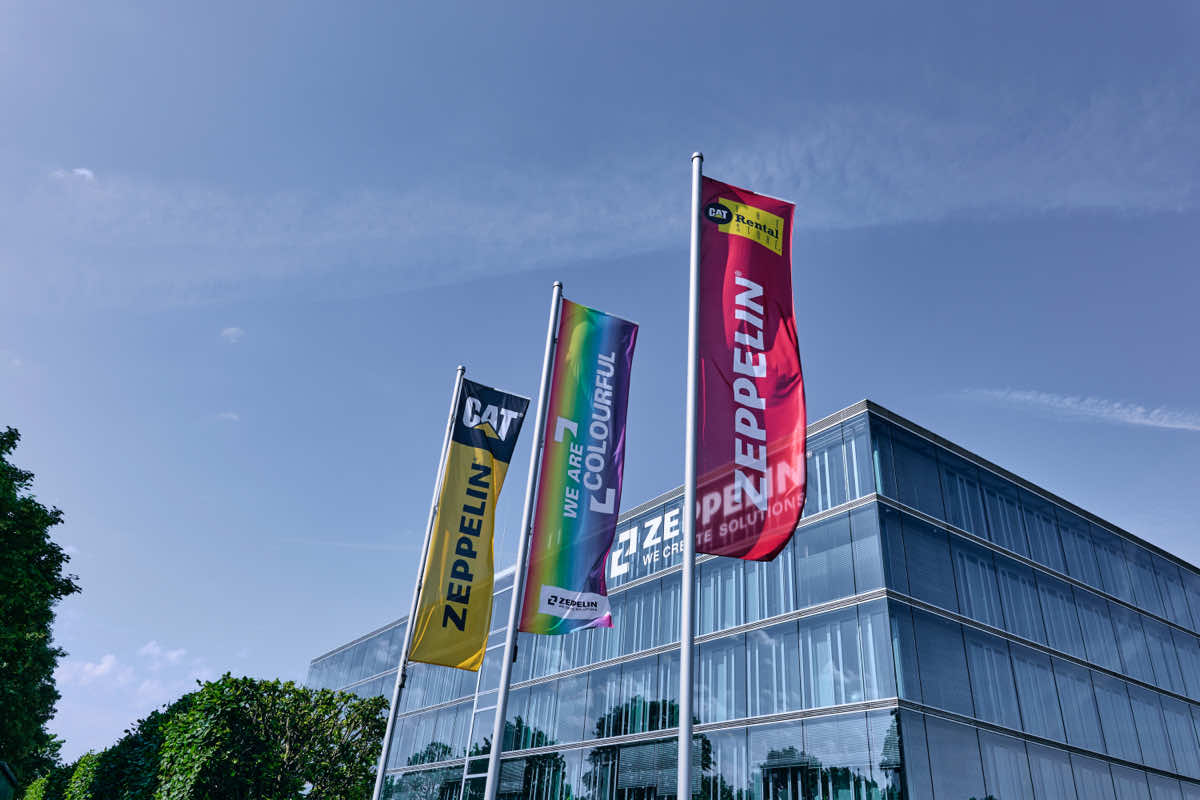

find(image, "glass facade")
[306,402,1200,799]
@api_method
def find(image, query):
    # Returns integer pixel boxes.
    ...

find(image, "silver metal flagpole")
[678,151,703,800]
[372,365,466,800]
[483,281,564,800]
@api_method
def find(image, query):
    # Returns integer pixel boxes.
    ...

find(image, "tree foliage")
[0,427,81,784]
[23,675,387,800]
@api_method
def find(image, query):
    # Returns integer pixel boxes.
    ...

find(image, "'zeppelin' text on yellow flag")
[409,379,529,671]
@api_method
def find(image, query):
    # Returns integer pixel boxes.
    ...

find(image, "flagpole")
[483,281,564,800]
[372,365,466,800]
[678,151,703,800]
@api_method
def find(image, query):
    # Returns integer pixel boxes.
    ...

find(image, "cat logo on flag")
[409,379,528,671]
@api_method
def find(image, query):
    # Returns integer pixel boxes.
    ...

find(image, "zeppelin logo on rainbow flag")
[695,175,806,561]
[409,379,528,670]
[519,298,638,634]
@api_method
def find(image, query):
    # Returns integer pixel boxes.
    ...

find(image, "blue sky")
[1,1,1198,759]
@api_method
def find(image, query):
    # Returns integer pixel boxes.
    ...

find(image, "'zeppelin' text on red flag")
[695,176,806,560]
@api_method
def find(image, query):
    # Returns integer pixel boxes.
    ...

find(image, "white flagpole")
[372,365,466,800]
[678,152,703,800]
[483,281,564,800]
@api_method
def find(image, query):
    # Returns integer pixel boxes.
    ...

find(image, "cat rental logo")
[703,198,784,255]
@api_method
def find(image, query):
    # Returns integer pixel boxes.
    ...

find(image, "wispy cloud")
[216,411,240,422]
[220,326,244,344]
[138,640,187,670]
[51,167,95,181]
[965,389,1200,433]
[6,84,1196,311]
[277,536,411,552]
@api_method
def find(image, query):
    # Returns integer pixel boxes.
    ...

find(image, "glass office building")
[306,401,1200,800]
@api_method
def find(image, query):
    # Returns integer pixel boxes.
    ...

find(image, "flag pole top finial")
[553,281,563,289]
[692,152,703,161]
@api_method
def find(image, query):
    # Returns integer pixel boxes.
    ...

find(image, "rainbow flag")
[518,298,638,634]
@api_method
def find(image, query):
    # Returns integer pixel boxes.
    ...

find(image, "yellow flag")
[409,379,528,670]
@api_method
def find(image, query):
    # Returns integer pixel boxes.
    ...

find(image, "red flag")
[695,176,806,561]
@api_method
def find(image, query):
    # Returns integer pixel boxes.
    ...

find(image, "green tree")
[155,674,387,800]
[0,427,81,784]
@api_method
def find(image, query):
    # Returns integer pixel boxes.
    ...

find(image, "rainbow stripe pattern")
[518,297,638,634]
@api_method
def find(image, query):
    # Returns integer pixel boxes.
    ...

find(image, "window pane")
[898,710,933,800]
[890,427,945,519]
[747,621,802,717]
[1111,766,1152,800]
[1129,685,1175,772]
[1126,541,1167,618]
[902,515,958,612]
[859,599,895,701]
[889,601,920,702]
[924,716,985,800]
[982,478,1031,557]
[655,650,680,731]
[953,538,1005,628]
[1143,617,1186,694]
[1184,570,1200,634]
[1011,644,1065,741]
[620,655,659,736]
[698,558,745,635]
[965,628,1022,729]
[997,559,1047,645]
[799,606,864,708]
[697,728,749,800]
[1092,526,1135,603]
[850,504,884,593]
[805,425,849,515]
[470,706,495,757]
[1057,509,1102,588]
[979,729,1034,800]
[1052,658,1104,753]
[656,575,682,648]
[795,512,855,608]
[560,621,591,671]
[879,504,909,594]
[1154,556,1193,628]
[1092,673,1141,762]
[843,415,874,502]
[1022,493,1066,573]
[620,582,658,656]
[1148,775,1185,800]
[805,712,875,799]
[866,710,905,798]
[491,589,512,631]
[747,541,797,622]
[940,452,987,537]
[555,674,587,744]
[1110,602,1155,683]
[1070,753,1116,800]
[1161,696,1200,780]
[585,665,621,740]
[1037,572,1085,659]
[870,417,897,498]
[1027,743,1078,800]
[911,609,973,716]
[1174,629,1200,701]
[697,634,746,723]
[1074,586,1122,672]
[749,719,806,797]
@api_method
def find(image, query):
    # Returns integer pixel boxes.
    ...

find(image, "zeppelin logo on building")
[704,197,784,255]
